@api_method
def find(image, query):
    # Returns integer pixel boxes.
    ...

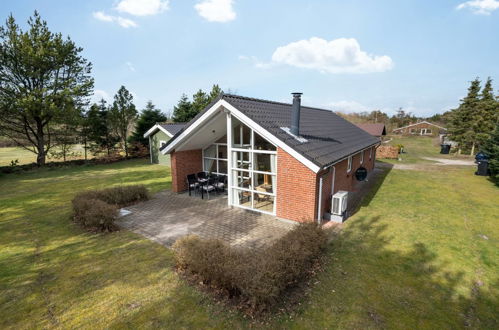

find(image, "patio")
[117,190,296,249]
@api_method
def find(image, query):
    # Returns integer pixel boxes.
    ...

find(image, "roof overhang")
[143,124,174,138]
[161,99,322,173]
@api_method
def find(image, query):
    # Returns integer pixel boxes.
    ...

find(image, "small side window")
[360,151,364,164]
[160,140,167,148]
[369,147,373,159]
[347,156,352,173]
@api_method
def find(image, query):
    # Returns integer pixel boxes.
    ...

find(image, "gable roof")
[355,123,386,137]
[392,121,447,132]
[144,123,187,138]
[161,94,380,171]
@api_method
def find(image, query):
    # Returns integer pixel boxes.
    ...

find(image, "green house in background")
[144,123,186,165]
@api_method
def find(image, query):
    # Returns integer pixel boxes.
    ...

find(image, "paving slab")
[117,190,295,249]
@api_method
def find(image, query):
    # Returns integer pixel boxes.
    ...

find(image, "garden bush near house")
[173,223,328,311]
[71,185,150,232]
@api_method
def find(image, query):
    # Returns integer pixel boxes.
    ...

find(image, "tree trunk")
[124,138,128,157]
[36,121,46,166]
[84,136,88,161]
[470,142,475,156]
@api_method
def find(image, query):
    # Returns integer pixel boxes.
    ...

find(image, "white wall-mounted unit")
[330,190,348,223]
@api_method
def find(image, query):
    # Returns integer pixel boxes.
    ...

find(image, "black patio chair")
[197,171,207,180]
[214,174,227,193]
[200,177,216,199]
[186,174,199,196]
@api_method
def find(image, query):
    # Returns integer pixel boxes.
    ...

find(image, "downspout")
[149,136,152,164]
[331,166,336,196]
[316,174,323,224]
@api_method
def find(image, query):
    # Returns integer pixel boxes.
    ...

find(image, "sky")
[1,0,499,117]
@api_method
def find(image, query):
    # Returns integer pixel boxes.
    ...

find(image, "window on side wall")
[369,147,372,159]
[360,151,364,164]
[347,156,352,173]
[160,140,167,148]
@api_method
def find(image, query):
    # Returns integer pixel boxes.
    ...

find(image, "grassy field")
[0,149,498,327]
[385,135,474,164]
[0,145,87,166]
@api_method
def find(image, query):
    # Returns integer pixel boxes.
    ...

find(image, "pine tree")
[448,78,481,154]
[171,85,223,123]
[87,100,119,156]
[482,123,499,185]
[110,86,138,157]
[475,77,499,150]
[130,101,167,146]
[172,94,193,123]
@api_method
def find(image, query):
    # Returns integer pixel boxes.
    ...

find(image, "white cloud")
[327,100,370,113]
[115,0,170,16]
[126,61,136,72]
[92,11,138,28]
[195,0,236,22]
[270,37,393,74]
[457,0,499,15]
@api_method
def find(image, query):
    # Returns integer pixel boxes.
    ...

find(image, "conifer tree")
[448,78,481,154]
[130,101,167,146]
[483,123,499,185]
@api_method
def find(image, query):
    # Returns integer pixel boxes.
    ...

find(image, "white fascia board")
[161,99,321,173]
[161,100,225,154]
[143,124,173,138]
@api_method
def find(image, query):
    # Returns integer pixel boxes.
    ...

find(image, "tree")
[172,85,223,123]
[49,105,82,161]
[475,77,499,149]
[0,12,93,165]
[109,86,137,157]
[483,123,499,185]
[172,94,194,123]
[448,78,481,154]
[86,100,119,156]
[391,108,416,128]
[130,101,167,146]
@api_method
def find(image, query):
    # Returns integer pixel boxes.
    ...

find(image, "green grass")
[0,145,87,166]
[385,135,473,164]
[1,156,498,328]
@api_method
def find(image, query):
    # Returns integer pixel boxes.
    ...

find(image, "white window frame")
[369,147,373,160]
[347,156,352,173]
[159,140,167,148]
[202,143,228,175]
[360,151,364,165]
[229,118,277,215]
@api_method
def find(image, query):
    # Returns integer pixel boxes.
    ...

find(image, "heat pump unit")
[330,191,348,222]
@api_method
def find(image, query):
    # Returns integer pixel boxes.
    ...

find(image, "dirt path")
[422,157,475,166]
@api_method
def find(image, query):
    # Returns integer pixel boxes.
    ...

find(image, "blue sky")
[1,0,499,117]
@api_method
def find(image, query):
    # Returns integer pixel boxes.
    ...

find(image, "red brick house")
[160,93,380,223]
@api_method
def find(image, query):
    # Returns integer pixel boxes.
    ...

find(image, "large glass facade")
[230,118,277,214]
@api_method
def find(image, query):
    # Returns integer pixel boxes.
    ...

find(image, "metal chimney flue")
[290,92,302,136]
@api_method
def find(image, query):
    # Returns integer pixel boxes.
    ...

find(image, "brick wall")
[171,149,203,192]
[319,146,376,217]
[276,148,318,222]
[377,146,398,159]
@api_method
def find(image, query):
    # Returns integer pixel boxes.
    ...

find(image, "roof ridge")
[222,93,335,113]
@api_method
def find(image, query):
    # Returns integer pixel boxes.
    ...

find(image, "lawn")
[0,145,87,166]
[385,135,474,164]
[1,157,498,328]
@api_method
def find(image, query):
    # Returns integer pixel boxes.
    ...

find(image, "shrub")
[71,185,150,232]
[72,197,118,232]
[173,223,327,311]
[74,185,150,207]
